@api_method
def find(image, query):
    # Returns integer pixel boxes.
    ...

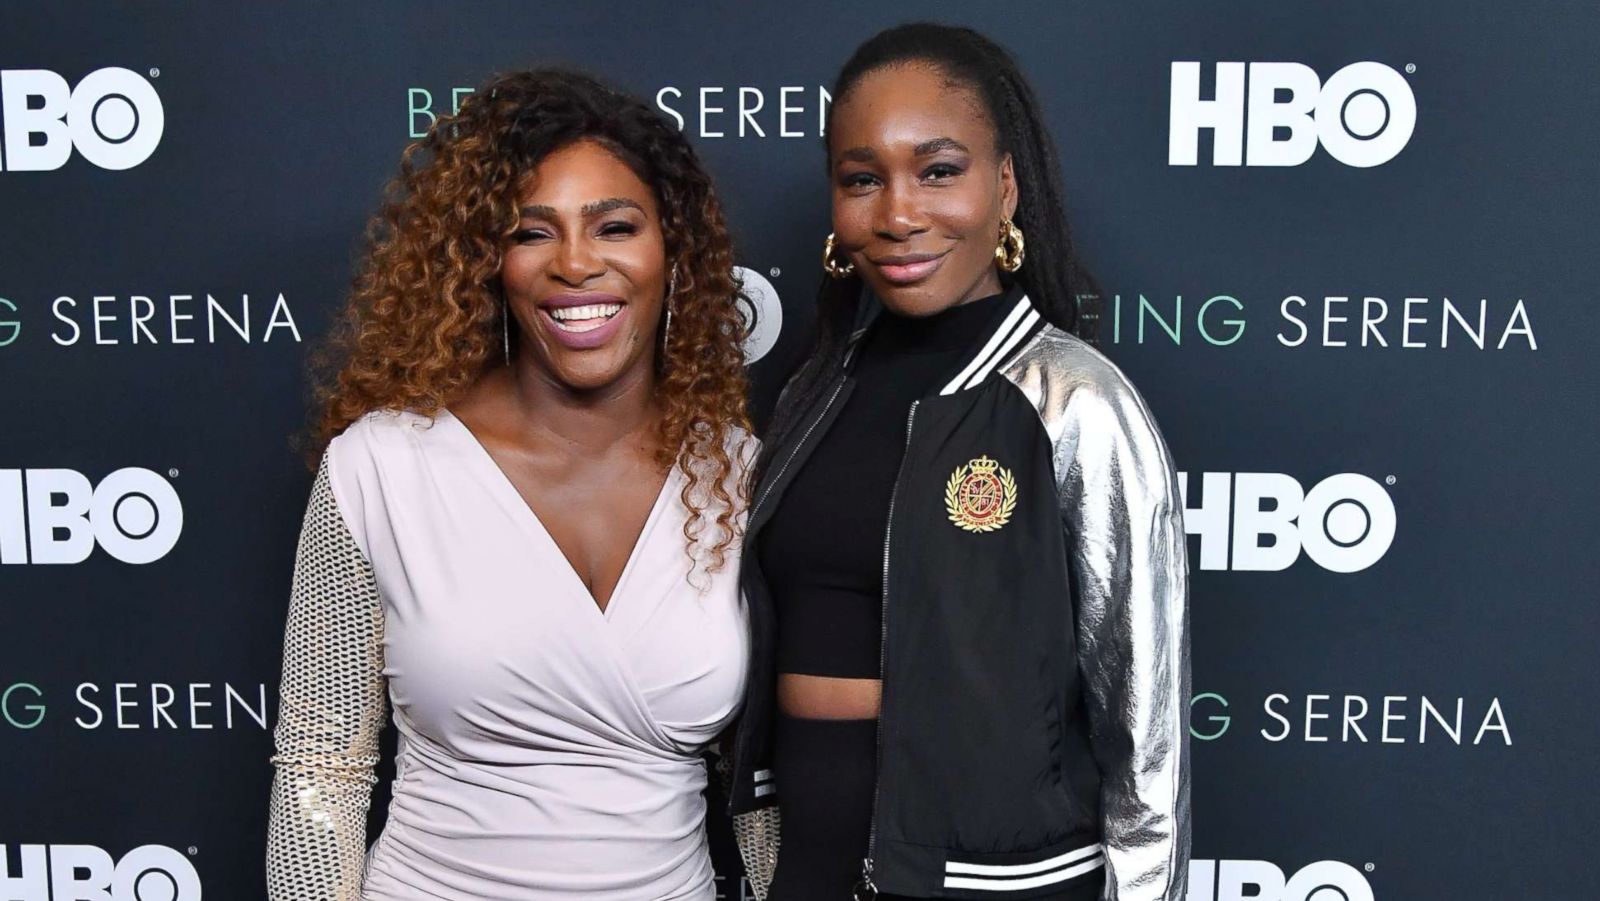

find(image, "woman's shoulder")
[726,423,760,474]
[1010,326,1134,394]
[679,423,759,490]
[672,424,758,530]
[330,408,441,456]
[323,407,448,487]
[999,325,1171,453]
[1002,325,1156,411]
[337,407,438,439]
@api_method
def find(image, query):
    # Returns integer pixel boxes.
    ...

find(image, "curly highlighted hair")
[311,69,752,571]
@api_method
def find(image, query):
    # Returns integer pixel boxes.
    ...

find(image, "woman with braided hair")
[266,69,754,900]
[727,23,1191,901]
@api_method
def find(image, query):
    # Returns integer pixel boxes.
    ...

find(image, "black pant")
[766,714,1103,901]
[768,715,877,900]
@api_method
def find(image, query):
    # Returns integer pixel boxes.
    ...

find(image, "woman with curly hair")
[265,68,754,900]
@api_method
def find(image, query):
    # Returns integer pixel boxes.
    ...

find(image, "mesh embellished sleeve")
[715,738,781,901]
[266,453,387,900]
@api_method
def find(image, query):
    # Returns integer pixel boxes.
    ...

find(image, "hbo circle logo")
[0,67,165,171]
[1310,62,1418,168]
[0,468,183,565]
[0,844,201,901]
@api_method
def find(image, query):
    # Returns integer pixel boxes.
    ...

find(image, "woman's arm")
[1059,371,1191,901]
[266,453,387,900]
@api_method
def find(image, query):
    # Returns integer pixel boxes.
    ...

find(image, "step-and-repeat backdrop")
[3,2,1596,899]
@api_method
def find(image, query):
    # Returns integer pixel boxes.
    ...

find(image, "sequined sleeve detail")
[713,744,779,897]
[266,454,387,900]
[1002,330,1191,901]
[732,807,781,901]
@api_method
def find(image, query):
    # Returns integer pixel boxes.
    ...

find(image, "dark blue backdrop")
[2,2,1596,899]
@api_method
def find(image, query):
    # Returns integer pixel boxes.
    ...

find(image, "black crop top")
[758,290,1010,678]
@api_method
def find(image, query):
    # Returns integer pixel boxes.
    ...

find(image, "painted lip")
[536,292,629,351]
[868,250,950,286]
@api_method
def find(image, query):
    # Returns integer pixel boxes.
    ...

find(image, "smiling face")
[501,138,668,392]
[828,63,1017,317]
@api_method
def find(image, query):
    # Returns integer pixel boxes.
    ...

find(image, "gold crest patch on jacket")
[945,455,1017,533]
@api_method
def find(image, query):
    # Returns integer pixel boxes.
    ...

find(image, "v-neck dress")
[266,409,752,901]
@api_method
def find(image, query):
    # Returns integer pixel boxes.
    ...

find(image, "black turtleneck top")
[759,290,1010,678]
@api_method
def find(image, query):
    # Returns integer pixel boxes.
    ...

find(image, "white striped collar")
[842,289,1046,395]
[937,293,1042,395]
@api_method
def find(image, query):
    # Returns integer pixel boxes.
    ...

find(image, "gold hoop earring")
[995,219,1025,273]
[822,232,856,279]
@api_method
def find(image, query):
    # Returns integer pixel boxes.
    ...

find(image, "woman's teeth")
[548,303,623,332]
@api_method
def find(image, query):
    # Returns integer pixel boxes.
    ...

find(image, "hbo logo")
[1179,472,1396,573]
[733,266,783,364]
[0,68,165,171]
[1189,860,1373,901]
[0,844,200,901]
[0,468,183,565]
[1169,61,1416,167]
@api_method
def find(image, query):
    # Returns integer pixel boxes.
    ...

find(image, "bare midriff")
[778,673,882,720]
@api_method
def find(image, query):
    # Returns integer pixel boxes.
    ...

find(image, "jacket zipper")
[750,377,848,522]
[857,398,919,901]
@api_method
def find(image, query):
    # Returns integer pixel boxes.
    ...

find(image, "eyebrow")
[518,197,644,219]
[914,137,969,156]
[835,137,970,165]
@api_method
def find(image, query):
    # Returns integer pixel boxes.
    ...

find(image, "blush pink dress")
[266,409,752,901]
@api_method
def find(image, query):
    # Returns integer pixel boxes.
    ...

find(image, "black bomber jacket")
[726,287,1191,901]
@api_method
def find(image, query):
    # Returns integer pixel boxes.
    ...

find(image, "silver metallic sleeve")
[1005,333,1191,901]
[266,453,387,901]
